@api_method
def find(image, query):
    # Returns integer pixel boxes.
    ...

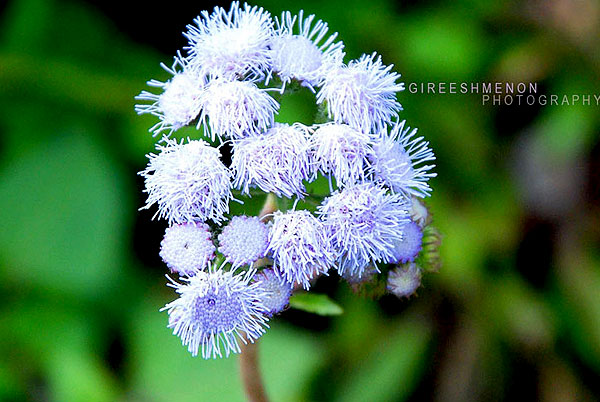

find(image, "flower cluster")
[136,1,438,359]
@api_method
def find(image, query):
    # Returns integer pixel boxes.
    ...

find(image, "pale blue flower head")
[231,123,313,198]
[387,263,421,298]
[311,123,373,187]
[270,10,344,91]
[198,79,279,140]
[135,56,205,137]
[267,210,333,289]
[370,120,436,198]
[316,52,404,133]
[317,182,410,278]
[184,2,274,79]
[218,215,269,268]
[162,266,269,358]
[253,268,293,316]
[140,138,233,225]
[160,222,216,276]
[389,220,423,264]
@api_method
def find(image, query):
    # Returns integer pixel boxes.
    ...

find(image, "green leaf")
[228,193,267,217]
[289,293,344,316]
[0,132,128,298]
[305,173,334,197]
[46,348,120,402]
[275,86,317,125]
[333,317,431,402]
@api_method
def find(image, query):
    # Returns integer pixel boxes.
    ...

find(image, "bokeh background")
[1,0,599,400]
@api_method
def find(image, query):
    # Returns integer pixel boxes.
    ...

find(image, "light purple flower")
[160,222,216,276]
[311,123,373,187]
[218,215,269,268]
[389,220,423,264]
[370,120,436,198]
[184,1,274,79]
[387,263,421,298]
[316,52,404,133]
[139,138,233,225]
[135,57,205,137]
[162,266,269,359]
[253,268,293,316]
[267,210,333,289]
[198,79,279,140]
[317,182,410,278]
[231,123,313,198]
[270,10,344,91]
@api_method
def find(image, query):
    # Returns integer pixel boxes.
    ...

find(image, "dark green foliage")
[0,0,599,400]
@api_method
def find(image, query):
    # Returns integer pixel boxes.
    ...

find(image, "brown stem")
[239,341,269,402]
[238,193,277,402]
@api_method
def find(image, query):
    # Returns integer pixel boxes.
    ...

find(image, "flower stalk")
[238,193,278,402]
[239,341,269,402]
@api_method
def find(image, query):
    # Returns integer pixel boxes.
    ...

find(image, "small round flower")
[390,220,423,264]
[370,120,436,198]
[311,123,373,187]
[231,123,313,198]
[184,2,274,79]
[135,57,205,136]
[218,215,269,268]
[387,263,422,298]
[253,268,293,316]
[139,138,233,225]
[267,210,333,289]
[316,52,404,133]
[162,266,269,359]
[160,222,216,276]
[270,10,344,91]
[198,79,279,140]
[317,182,410,278]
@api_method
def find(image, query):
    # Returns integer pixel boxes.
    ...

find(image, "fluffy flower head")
[231,123,313,198]
[135,58,205,136]
[199,79,279,140]
[218,216,269,268]
[317,53,404,133]
[270,11,344,90]
[390,220,423,264]
[185,2,274,79]
[311,123,373,187]
[253,268,293,316]
[140,138,233,225]
[317,182,410,278]
[370,120,436,198]
[387,263,422,298]
[160,222,216,276]
[162,266,269,358]
[267,210,333,289]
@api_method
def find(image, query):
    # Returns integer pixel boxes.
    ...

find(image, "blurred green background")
[1,0,599,400]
